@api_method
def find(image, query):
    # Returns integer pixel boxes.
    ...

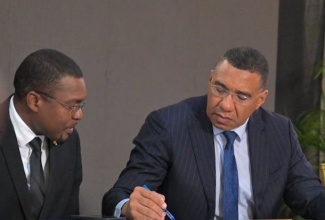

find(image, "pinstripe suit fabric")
[102,95,325,220]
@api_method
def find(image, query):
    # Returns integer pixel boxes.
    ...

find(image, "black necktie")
[223,131,238,220]
[29,137,45,219]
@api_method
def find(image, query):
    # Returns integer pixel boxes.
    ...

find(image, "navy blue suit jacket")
[102,95,325,220]
[0,97,82,219]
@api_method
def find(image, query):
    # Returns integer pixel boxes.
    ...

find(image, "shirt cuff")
[114,198,129,217]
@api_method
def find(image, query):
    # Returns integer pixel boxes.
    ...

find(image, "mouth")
[213,113,232,124]
[65,127,74,134]
[65,124,77,135]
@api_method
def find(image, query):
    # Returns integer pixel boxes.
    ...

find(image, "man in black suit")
[0,49,86,219]
[102,47,325,220]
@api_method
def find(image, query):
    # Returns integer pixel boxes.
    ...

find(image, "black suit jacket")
[0,97,82,219]
[102,95,325,220]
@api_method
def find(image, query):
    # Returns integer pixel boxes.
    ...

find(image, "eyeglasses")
[209,84,252,105]
[36,91,86,115]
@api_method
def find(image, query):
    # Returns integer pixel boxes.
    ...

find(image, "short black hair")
[14,49,83,98]
[218,46,269,89]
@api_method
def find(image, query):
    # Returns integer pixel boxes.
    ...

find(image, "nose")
[72,108,83,120]
[219,94,235,111]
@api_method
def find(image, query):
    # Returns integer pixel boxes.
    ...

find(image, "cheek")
[43,109,69,128]
[207,95,221,109]
[237,105,257,120]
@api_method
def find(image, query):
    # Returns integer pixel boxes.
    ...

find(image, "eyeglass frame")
[209,82,260,105]
[35,91,86,115]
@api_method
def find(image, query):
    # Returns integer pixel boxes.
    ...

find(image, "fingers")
[135,187,167,214]
[122,186,167,220]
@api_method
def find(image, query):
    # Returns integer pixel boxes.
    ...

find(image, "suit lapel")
[247,109,270,217]
[188,100,216,216]
[0,102,33,220]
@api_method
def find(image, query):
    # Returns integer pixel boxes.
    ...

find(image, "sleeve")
[283,120,325,219]
[102,110,171,216]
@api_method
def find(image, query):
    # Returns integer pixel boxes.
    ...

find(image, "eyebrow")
[66,97,87,104]
[213,80,252,98]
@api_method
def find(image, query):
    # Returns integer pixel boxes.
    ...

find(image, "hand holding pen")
[121,185,172,220]
[143,185,175,220]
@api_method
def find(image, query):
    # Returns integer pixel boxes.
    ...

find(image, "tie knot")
[223,131,237,144]
[29,137,42,152]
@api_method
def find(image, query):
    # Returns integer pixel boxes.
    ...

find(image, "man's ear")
[209,70,215,84]
[26,91,41,112]
[255,89,269,110]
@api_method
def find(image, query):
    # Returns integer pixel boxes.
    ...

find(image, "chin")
[213,123,232,131]
[60,135,69,142]
[55,133,67,143]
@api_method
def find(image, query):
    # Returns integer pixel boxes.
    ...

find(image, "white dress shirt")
[9,96,49,189]
[213,120,254,220]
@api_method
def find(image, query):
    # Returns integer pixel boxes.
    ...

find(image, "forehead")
[53,75,86,99]
[212,61,262,92]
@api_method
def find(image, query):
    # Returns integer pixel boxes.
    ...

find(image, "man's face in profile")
[30,75,87,143]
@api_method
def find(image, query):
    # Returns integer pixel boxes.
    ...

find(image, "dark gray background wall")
[0,0,279,215]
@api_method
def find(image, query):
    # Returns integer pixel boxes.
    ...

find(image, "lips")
[65,127,74,135]
[214,113,232,124]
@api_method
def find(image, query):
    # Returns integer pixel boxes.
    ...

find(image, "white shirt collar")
[9,96,45,147]
[212,118,249,141]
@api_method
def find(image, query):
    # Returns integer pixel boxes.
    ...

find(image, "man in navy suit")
[0,49,86,219]
[102,47,325,220]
